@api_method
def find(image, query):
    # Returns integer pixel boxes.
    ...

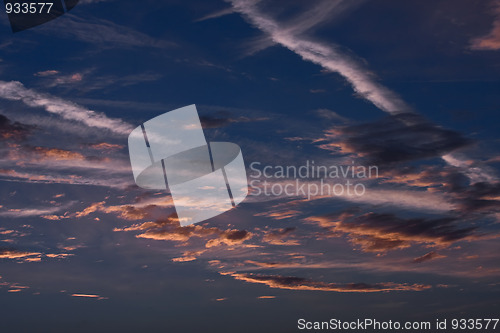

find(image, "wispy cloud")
[0,202,75,218]
[228,0,495,186]
[70,293,108,300]
[39,14,175,49]
[0,248,73,262]
[200,114,269,129]
[470,1,500,50]
[306,212,479,253]
[0,249,40,259]
[0,114,34,141]
[222,272,431,292]
[37,69,163,93]
[0,81,133,135]
[227,0,411,114]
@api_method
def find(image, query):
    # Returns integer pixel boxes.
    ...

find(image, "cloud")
[0,167,131,188]
[76,195,175,221]
[195,7,235,22]
[0,277,30,293]
[39,14,174,49]
[113,211,256,249]
[0,81,133,135]
[70,293,108,300]
[228,0,491,185]
[0,248,41,260]
[254,210,301,220]
[19,146,85,162]
[377,162,500,216]
[307,212,478,253]
[34,70,60,77]
[227,0,411,114]
[318,113,470,165]
[470,1,500,50]
[74,201,159,221]
[74,201,105,218]
[205,229,253,248]
[43,71,163,93]
[2,142,128,171]
[223,272,431,292]
[413,251,446,264]
[0,114,34,141]
[380,165,462,189]
[0,202,74,218]
[88,142,124,151]
[383,163,500,216]
[315,108,349,123]
[251,178,456,212]
[115,213,220,242]
[262,227,300,246]
[455,181,500,214]
[172,250,206,262]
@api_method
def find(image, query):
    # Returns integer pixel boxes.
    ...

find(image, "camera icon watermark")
[128,105,248,226]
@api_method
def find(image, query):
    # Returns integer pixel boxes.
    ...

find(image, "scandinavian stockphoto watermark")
[128,105,248,227]
[249,160,379,199]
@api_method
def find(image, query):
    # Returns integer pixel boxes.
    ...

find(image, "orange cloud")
[0,249,41,260]
[75,201,105,218]
[255,210,301,220]
[412,251,446,264]
[471,1,500,50]
[30,146,85,161]
[34,70,59,77]
[115,213,255,250]
[224,273,431,292]
[306,212,478,253]
[71,294,108,300]
[262,227,300,246]
[89,142,124,151]
[172,250,206,262]
[205,229,253,248]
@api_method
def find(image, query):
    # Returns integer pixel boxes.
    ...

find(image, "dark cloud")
[0,114,34,141]
[455,182,500,214]
[225,273,431,292]
[205,229,253,247]
[309,212,478,253]
[412,251,446,264]
[320,113,470,165]
[380,163,500,216]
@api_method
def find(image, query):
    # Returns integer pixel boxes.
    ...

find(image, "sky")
[0,0,499,332]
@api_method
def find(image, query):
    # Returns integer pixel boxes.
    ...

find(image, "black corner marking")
[4,0,80,33]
